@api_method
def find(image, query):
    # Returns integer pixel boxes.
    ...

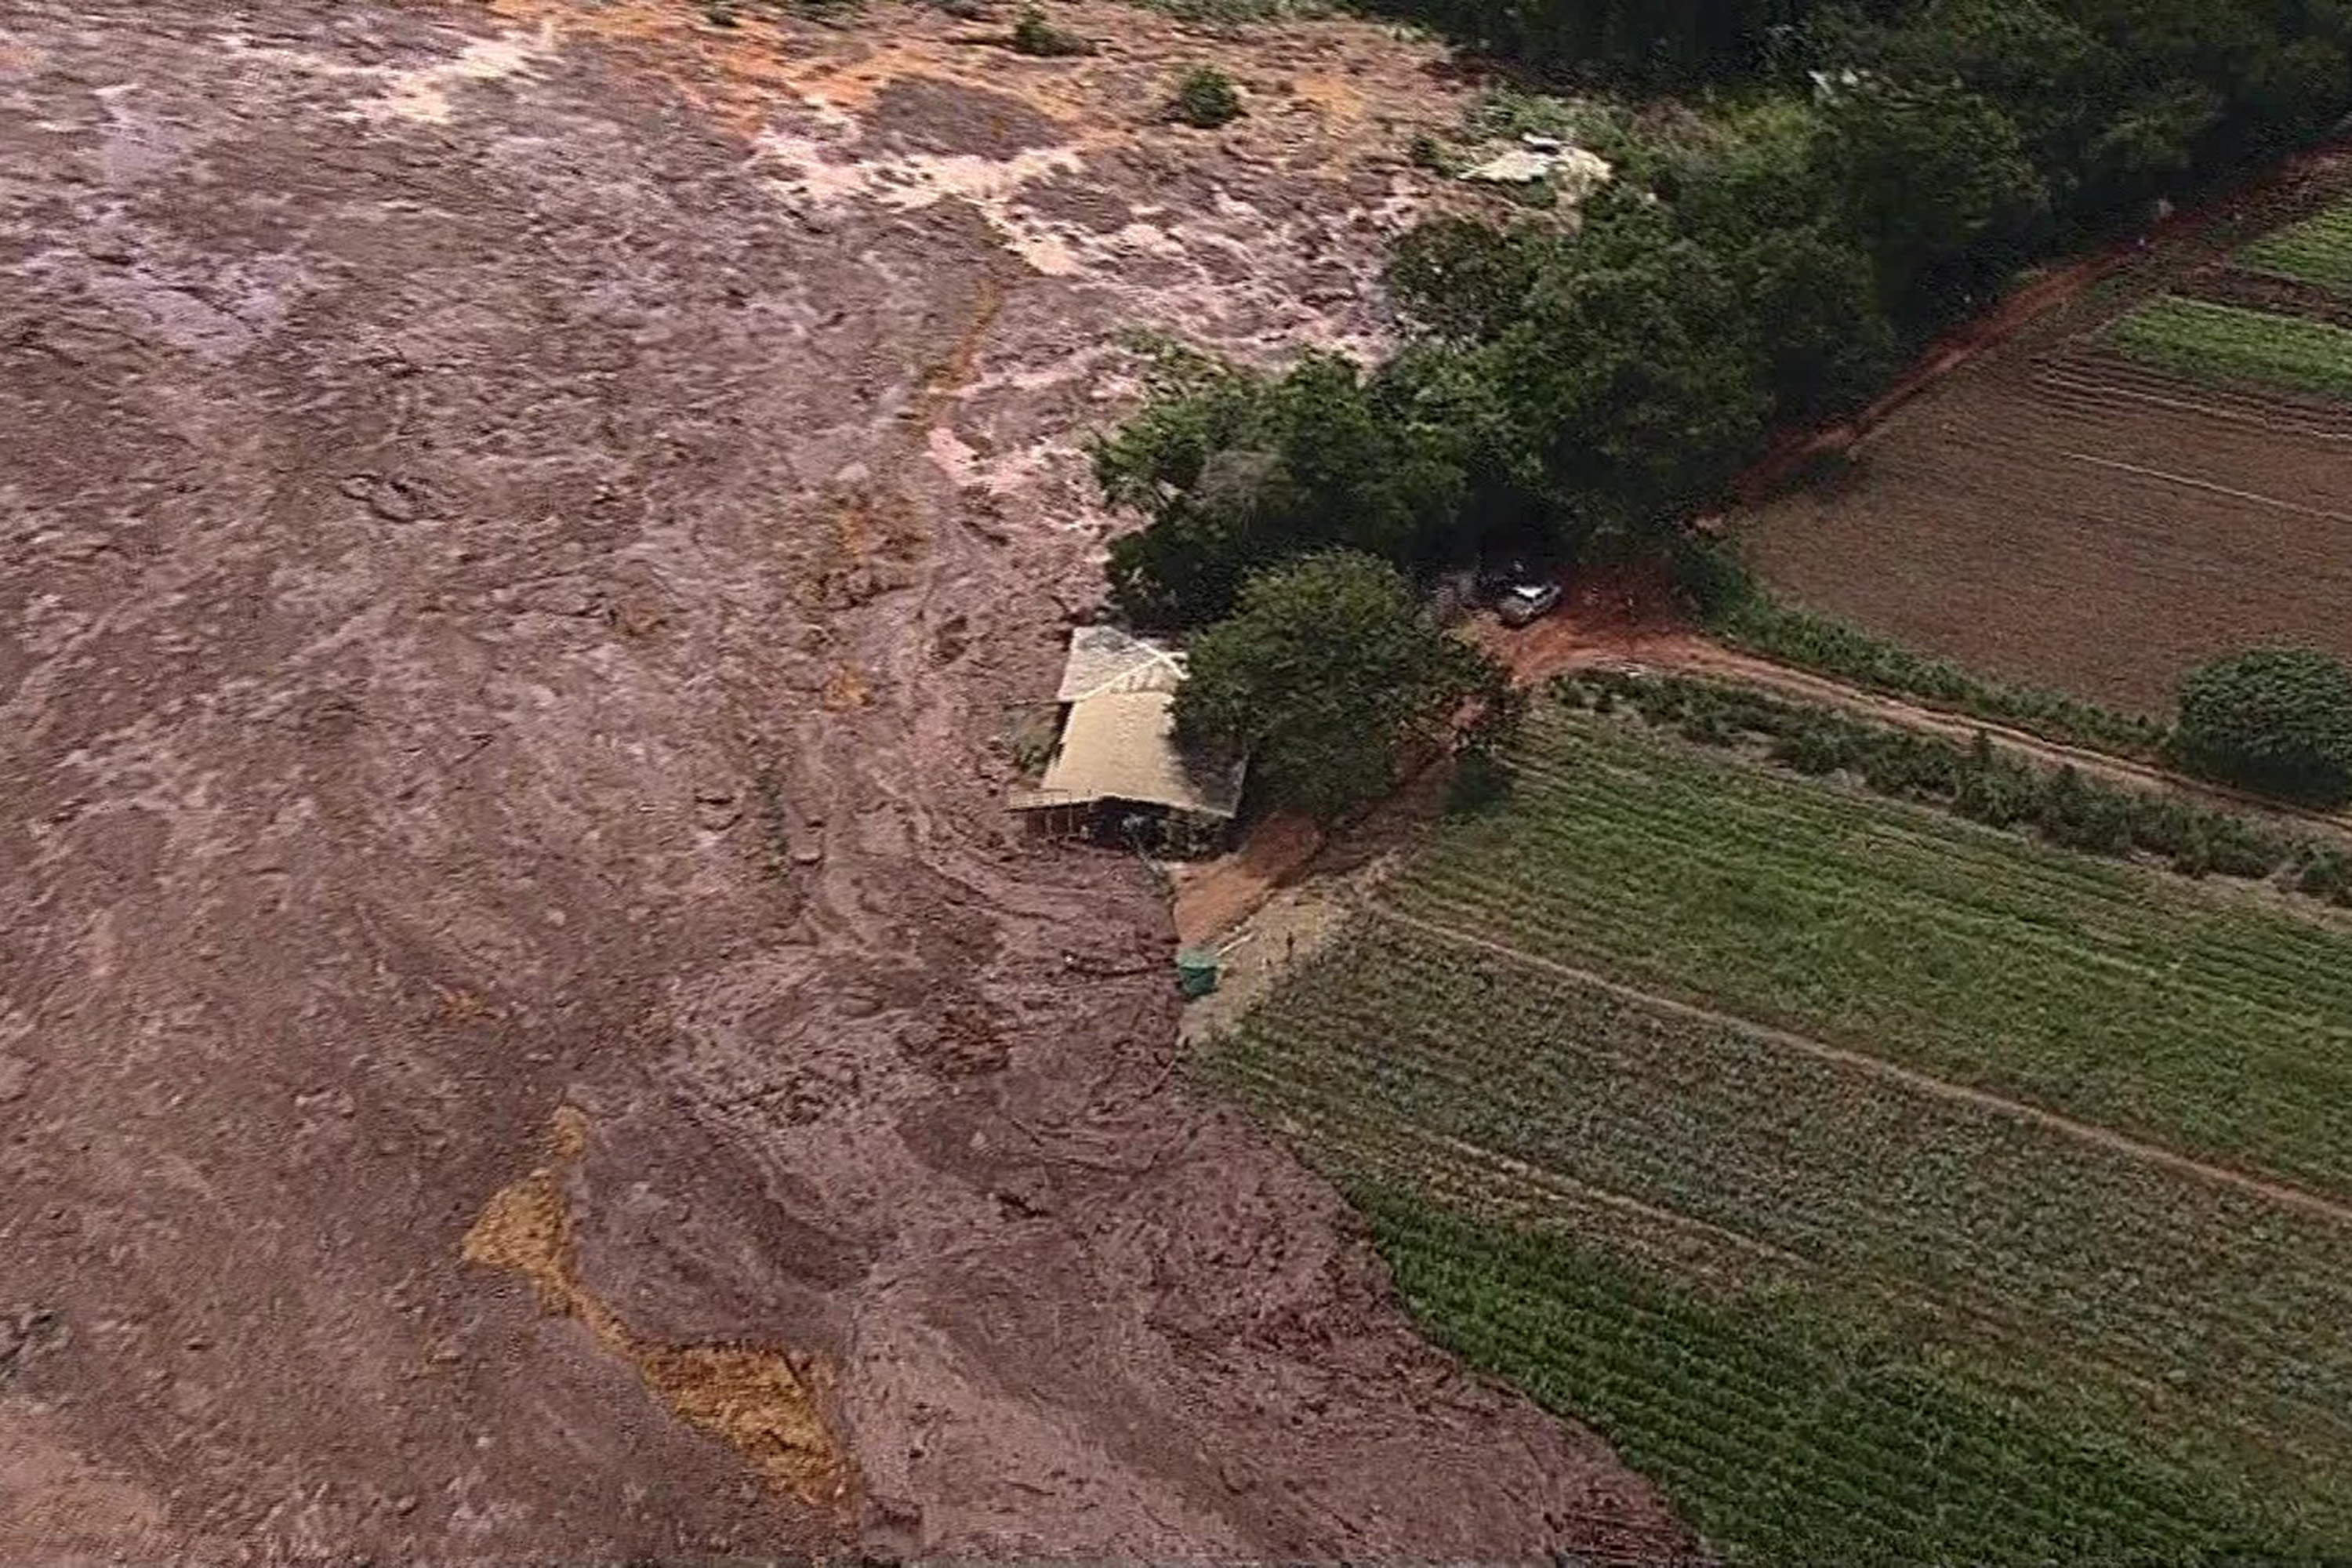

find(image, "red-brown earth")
[0,0,1688,1559]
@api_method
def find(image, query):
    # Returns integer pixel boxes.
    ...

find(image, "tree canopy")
[1094,0,2352,632]
[1174,551,1511,820]
[2175,648,2352,804]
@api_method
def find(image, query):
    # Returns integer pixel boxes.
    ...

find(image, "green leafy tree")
[1827,0,2120,198]
[2175,647,2352,804]
[1501,201,1772,543]
[1726,223,1896,416]
[1097,353,1464,627]
[1175,551,1511,819]
[2078,83,2220,214]
[1392,201,1772,548]
[1818,76,2048,307]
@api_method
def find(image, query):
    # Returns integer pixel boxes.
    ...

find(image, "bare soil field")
[1740,151,2352,714]
[0,0,1686,1559]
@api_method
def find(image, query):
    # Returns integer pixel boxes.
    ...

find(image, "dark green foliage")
[1094,0,2352,626]
[1444,746,1515,813]
[1559,667,2350,903]
[2175,647,2352,805]
[1009,5,1090,55]
[1389,201,1773,549]
[1176,551,1508,819]
[1351,0,1838,88]
[2296,844,2352,903]
[1817,74,2049,313]
[1096,354,1463,627]
[1726,223,1898,416]
[1171,64,1243,128]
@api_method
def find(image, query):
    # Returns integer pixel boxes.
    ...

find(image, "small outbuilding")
[1011,626,1246,848]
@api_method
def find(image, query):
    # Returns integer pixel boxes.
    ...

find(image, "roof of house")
[1013,628,1247,818]
[1013,688,1247,819]
[1055,624,1189,702]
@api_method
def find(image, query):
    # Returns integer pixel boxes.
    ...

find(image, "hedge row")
[1554,670,2352,906]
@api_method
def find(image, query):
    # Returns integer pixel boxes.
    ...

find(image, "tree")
[1835,0,2122,202]
[1174,551,1511,820]
[1817,76,2048,311]
[1501,201,1773,544]
[1724,223,1896,417]
[2175,647,2352,804]
[1096,353,1464,628]
[1392,201,1773,550]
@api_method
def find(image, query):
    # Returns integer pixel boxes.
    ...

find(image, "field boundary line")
[2031,358,2352,442]
[1366,901,2352,1229]
[1555,648,2352,843]
[2062,451,2352,523]
[1411,1123,1806,1266]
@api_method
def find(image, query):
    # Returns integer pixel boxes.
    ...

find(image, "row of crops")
[1389,710,2352,1195]
[2107,293,2352,401]
[1201,706,2352,1559]
[2239,197,2352,294]
[1359,1192,2334,1564]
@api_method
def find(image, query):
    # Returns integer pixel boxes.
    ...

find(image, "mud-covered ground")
[0,0,1689,1558]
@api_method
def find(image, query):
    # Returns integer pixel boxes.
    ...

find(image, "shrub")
[2175,648,2352,806]
[1171,65,1243,129]
[1010,5,1090,56]
[1954,756,2039,830]
[1767,729,1838,775]
[2296,847,2352,902]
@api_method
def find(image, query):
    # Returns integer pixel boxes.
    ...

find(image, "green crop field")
[2107,293,2352,401]
[1388,710,2352,1195]
[2240,198,2352,293]
[1203,707,2352,1561]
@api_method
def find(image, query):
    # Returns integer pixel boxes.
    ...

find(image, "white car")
[1497,581,1563,626]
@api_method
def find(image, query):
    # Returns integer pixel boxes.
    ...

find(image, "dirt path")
[0,2,1686,1559]
[1374,905,2352,1229]
[1490,608,2352,837]
[1178,576,2349,956]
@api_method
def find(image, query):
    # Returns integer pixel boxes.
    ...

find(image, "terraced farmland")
[1740,155,2352,710]
[2108,294,2352,401]
[1204,706,2352,1561]
[2241,197,2352,292]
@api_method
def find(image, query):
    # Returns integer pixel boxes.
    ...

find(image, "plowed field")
[1742,154,2352,713]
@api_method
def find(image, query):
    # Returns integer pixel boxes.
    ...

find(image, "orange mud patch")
[1170,809,1323,946]
[463,1108,852,1510]
[483,0,1481,181]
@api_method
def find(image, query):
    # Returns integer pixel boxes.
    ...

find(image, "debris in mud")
[1460,133,1611,201]
[0,1306,67,1388]
[896,1005,1009,1077]
[337,472,437,524]
[463,1108,852,1509]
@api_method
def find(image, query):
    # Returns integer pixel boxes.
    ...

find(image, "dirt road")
[1175,573,2350,952]
[0,2,1684,1559]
